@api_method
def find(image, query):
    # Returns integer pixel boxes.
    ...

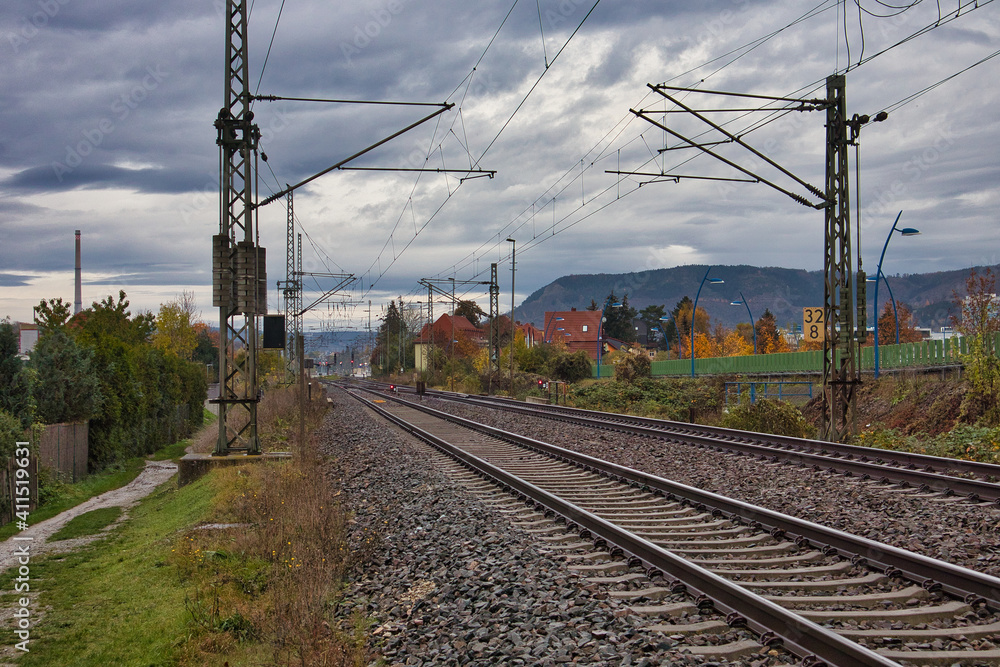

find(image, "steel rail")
[375,384,1000,503]
[450,391,1000,483]
[352,386,1000,611]
[343,387,903,667]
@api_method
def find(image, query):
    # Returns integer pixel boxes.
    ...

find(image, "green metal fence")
[591,333,1000,378]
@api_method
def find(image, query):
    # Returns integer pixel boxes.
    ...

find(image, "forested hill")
[513,264,999,332]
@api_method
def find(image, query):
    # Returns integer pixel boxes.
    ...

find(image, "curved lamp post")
[872,212,919,378]
[597,297,623,379]
[729,292,756,355]
[867,273,900,342]
[691,268,724,377]
[543,316,564,342]
[659,313,683,359]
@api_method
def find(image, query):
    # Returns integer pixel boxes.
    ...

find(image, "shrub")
[571,377,721,421]
[721,398,815,438]
[614,353,651,384]
[550,351,593,383]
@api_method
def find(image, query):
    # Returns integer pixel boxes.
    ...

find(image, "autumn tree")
[691,332,718,359]
[875,301,922,346]
[951,268,1000,424]
[719,330,753,357]
[153,297,198,360]
[674,297,709,356]
[755,309,789,354]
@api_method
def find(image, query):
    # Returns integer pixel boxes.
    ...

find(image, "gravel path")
[322,388,790,666]
[417,397,1000,580]
[0,460,178,573]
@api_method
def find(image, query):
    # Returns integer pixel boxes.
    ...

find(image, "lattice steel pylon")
[820,74,864,442]
[212,0,263,456]
[282,190,300,378]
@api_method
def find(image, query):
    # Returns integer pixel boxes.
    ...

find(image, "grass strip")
[0,390,366,666]
[48,507,123,542]
[0,411,217,541]
[0,474,225,666]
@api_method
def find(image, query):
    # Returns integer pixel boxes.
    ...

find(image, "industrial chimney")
[74,229,82,314]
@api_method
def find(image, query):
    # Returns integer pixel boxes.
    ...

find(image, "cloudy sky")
[2,0,998,331]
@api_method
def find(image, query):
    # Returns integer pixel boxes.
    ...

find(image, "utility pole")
[489,263,500,394]
[820,74,867,442]
[627,77,882,442]
[212,0,263,456]
[507,238,516,397]
[449,280,455,391]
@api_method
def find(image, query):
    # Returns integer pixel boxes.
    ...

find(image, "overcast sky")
[2,0,998,331]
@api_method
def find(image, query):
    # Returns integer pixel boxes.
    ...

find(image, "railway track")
[354,379,1000,506]
[343,384,1000,667]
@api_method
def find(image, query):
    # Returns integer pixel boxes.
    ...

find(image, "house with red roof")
[542,309,605,360]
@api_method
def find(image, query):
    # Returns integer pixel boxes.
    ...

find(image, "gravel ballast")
[413,396,1000,580]
[321,387,791,666]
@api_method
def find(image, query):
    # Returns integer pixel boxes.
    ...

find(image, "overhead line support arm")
[629,109,821,209]
[648,84,827,201]
[256,103,454,208]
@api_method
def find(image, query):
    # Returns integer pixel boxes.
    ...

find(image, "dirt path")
[0,460,178,664]
[0,460,178,573]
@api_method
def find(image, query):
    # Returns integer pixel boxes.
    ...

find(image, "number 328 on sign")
[803,307,825,342]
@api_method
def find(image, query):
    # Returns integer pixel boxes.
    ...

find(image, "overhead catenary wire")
[441,0,996,294]
[276,0,995,330]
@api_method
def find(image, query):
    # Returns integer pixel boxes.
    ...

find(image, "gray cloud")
[1,0,998,326]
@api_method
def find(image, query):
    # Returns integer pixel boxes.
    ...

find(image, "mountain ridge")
[513,263,998,332]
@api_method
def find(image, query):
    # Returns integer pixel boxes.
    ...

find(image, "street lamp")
[597,297,623,379]
[867,274,900,343]
[691,268,724,377]
[659,314,683,359]
[543,316,564,342]
[730,292,756,355]
[871,211,919,379]
[506,238,516,397]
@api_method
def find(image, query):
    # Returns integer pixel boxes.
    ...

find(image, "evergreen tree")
[601,292,638,343]
[29,329,101,424]
[373,300,409,374]
[639,304,667,349]
[0,321,31,428]
[454,300,485,327]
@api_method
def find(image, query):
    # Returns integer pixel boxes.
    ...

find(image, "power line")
[880,46,1000,114]
[254,0,286,100]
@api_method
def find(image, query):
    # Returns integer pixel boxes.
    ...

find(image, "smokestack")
[74,229,82,315]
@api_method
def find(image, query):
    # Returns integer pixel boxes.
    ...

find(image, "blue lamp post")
[729,292,756,354]
[872,211,920,378]
[659,314,683,359]
[597,298,622,379]
[867,273,901,343]
[543,316,564,342]
[691,268,724,377]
